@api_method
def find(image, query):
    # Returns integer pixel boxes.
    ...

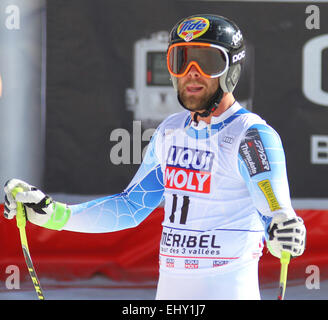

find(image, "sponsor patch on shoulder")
[239,128,271,177]
[177,17,210,42]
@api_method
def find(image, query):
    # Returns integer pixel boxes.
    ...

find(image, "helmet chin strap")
[177,86,224,124]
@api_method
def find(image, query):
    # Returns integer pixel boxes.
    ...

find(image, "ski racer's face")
[177,65,220,112]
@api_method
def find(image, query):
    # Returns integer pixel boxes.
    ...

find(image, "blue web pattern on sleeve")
[63,130,165,233]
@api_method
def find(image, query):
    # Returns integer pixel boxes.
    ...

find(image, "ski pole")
[277,250,291,300]
[12,187,45,300]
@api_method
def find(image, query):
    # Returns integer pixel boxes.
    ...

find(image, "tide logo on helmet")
[165,146,214,193]
[177,17,210,42]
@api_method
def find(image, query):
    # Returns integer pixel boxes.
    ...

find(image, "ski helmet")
[167,14,245,119]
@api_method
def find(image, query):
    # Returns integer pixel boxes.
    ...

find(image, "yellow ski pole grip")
[12,186,45,300]
[12,187,26,229]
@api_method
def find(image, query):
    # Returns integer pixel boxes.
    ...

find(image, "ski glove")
[4,179,70,230]
[267,212,306,258]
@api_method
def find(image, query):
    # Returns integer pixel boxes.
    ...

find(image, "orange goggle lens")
[167,42,229,78]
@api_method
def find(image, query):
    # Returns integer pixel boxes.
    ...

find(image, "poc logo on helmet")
[232,30,243,46]
[232,50,245,63]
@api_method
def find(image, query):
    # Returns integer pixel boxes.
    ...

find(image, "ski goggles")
[167,42,229,79]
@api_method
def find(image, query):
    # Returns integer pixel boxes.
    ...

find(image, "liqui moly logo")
[184,259,199,269]
[165,146,214,193]
[166,258,175,268]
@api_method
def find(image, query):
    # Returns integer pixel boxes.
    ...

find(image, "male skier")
[4,14,306,299]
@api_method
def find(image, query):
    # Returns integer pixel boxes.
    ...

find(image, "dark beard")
[177,78,220,112]
[177,86,219,112]
[177,85,224,123]
[177,92,212,112]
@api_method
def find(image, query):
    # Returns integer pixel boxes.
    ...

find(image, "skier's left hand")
[267,212,306,258]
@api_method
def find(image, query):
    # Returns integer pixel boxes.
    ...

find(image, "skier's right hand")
[4,178,71,230]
